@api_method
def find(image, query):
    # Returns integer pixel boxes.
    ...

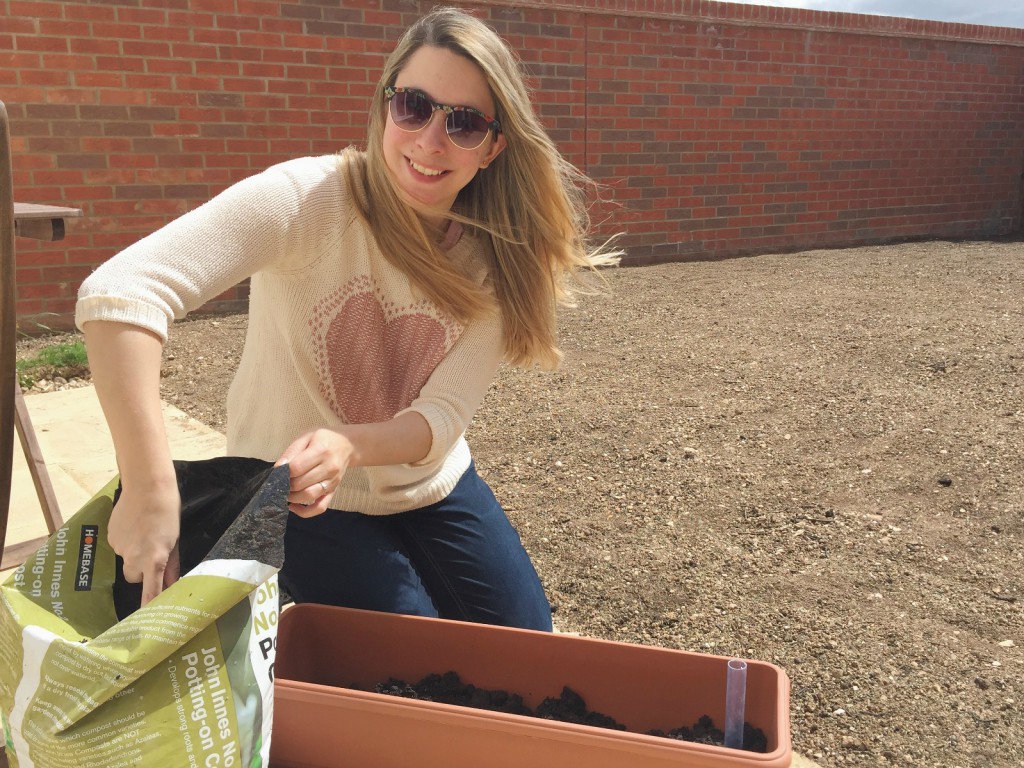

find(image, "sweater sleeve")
[76,155,344,341]
[395,306,504,467]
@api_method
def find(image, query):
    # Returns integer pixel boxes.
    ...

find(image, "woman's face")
[382,45,506,223]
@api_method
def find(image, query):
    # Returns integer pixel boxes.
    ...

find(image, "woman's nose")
[415,110,450,152]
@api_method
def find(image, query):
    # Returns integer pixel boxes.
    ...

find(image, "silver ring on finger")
[318,480,329,495]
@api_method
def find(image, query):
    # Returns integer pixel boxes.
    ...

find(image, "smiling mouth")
[408,158,448,178]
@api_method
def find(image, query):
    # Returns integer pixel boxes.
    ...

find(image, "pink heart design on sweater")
[324,291,449,424]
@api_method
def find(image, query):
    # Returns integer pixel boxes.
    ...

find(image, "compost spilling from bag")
[0,457,289,768]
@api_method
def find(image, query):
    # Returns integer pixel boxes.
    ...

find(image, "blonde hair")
[346,6,620,369]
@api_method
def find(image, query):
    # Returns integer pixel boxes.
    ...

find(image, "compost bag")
[0,456,288,768]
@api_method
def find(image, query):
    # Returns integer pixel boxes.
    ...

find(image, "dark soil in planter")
[371,671,769,753]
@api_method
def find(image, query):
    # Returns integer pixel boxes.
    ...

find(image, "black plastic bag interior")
[112,456,290,620]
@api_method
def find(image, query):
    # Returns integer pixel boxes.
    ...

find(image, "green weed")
[16,339,90,388]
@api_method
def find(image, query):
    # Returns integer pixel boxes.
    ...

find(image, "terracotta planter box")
[270,605,791,768]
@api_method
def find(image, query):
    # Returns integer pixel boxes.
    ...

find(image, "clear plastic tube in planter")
[725,658,748,749]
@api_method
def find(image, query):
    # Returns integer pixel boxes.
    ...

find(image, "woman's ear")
[479,134,507,169]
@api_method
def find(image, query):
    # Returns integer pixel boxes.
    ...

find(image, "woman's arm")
[83,320,181,606]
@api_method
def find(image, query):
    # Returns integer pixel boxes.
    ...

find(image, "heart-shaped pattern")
[311,277,460,424]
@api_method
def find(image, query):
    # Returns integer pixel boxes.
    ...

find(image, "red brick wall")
[4,0,1023,329]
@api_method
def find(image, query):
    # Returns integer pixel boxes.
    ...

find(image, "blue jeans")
[281,463,553,631]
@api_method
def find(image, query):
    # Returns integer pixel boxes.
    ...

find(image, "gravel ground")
[19,237,1023,767]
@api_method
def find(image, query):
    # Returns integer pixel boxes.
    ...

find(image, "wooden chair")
[0,100,73,572]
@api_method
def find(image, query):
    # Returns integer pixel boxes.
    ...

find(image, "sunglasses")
[384,85,502,150]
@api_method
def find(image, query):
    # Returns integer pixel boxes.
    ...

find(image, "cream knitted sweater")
[76,154,504,515]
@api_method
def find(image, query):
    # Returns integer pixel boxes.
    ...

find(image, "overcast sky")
[717,1,1024,29]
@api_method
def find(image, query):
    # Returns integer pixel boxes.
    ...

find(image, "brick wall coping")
[499,0,1024,47]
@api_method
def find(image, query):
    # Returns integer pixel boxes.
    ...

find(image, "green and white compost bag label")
[1,462,289,768]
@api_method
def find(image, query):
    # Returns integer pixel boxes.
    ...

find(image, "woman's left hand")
[275,412,432,516]
[275,428,355,517]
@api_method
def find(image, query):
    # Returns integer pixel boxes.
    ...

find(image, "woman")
[76,7,619,629]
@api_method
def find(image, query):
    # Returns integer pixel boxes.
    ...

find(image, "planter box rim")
[285,603,790,670]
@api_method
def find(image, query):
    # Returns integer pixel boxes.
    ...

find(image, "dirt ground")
[20,238,1022,766]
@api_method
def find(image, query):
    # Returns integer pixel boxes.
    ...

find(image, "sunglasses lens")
[390,90,433,130]
[446,110,490,149]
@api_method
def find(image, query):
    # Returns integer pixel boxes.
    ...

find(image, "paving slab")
[2,385,225,579]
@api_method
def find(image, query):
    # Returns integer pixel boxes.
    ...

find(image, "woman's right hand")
[108,480,182,606]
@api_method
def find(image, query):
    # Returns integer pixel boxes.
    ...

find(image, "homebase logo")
[75,525,99,591]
